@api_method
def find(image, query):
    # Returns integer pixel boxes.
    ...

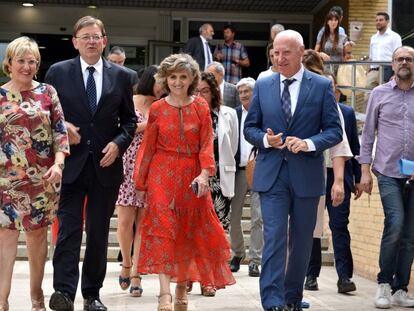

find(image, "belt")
[370,68,379,71]
[238,166,246,170]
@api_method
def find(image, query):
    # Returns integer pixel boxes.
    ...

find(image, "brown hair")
[200,72,222,110]
[2,36,40,77]
[302,49,325,75]
[73,16,106,37]
[320,11,340,53]
[155,53,200,96]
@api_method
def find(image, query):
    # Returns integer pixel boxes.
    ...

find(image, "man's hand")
[331,180,345,207]
[65,121,81,145]
[360,166,373,195]
[100,142,119,167]
[285,136,308,153]
[266,129,284,149]
[353,183,364,200]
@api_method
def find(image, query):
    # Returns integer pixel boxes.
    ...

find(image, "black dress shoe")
[229,256,244,272]
[304,276,318,291]
[265,307,285,311]
[337,277,356,293]
[49,291,74,311]
[83,297,107,311]
[285,303,303,311]
[248,262,261,277]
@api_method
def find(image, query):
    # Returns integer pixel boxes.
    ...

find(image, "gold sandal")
[200,284,216,297]
[158,293,172,311]
[175,284,188,311]
[0,302,9,311]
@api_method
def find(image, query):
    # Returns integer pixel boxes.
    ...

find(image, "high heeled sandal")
[157,293,172,311]
[174,284,188,311]
[31,294,46,311]
[200,284,216,297]
[129,275,143,297]
[118,264,132,290]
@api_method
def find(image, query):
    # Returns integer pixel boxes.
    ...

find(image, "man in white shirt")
[229,77,263,277]
[206,61,240,108]
[367,12,402,87]
[183,23,214,71]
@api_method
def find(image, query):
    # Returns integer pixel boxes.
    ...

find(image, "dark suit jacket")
[244,70,342,197]
[125,66,139,89]
[45,56,137,187]
[184,36,209,70]
[338,103,361,193]
[223,82,240,108]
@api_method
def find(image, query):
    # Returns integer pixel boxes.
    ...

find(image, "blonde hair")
[2,36,40,77]
[155,53,200,95]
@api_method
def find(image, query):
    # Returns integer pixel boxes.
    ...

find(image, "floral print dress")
[0,83,69,231]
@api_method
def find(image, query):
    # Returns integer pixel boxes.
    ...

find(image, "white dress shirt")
[257,67,277,80]
[200,35,213,71]
[263,65,315,151]
[80,56,103,105]
[369,28,402,64]
[239,105,254,167]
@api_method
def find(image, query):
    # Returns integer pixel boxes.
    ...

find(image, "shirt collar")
[377,27,392,36]
[390,78,414,90]
[280,65,304,84]
[242,105,248,113]
[200,35,208,44]
[80,56,103,75]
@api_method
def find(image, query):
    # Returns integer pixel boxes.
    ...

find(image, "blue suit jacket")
[244,70,342,197]
[338,103,361,193]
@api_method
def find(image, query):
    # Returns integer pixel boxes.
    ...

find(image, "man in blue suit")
[244,30,342,311]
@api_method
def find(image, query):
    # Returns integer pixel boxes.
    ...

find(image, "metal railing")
[324,60,392,123]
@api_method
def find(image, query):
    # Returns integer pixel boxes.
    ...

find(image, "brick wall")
[348,0,388,59]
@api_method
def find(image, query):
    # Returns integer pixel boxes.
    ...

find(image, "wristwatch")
[56,162,65,170]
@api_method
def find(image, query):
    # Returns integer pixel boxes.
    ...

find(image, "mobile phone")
[191,181,198,194]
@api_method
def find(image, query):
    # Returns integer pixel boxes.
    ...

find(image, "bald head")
[273,30,304,78]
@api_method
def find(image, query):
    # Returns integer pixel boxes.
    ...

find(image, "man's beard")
[396,67,412,80]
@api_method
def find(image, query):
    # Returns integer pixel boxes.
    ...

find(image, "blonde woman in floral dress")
[0,37,69,311]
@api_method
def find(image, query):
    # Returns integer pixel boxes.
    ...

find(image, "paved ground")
[9,261,410,310]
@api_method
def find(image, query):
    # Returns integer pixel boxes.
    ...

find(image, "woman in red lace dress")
[133,53,235,311]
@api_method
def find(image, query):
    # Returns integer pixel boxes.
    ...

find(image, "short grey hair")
[207,61,225,75]
[236,77,256,90]
[271,24,285,35]
[275,30,304,47]
[199,23,212,34]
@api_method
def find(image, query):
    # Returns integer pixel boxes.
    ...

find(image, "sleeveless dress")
[133,97,235,288]
[0,83,69,231]
[116,110,145,208]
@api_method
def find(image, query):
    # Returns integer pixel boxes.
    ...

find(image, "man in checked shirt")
[359,46,414,310]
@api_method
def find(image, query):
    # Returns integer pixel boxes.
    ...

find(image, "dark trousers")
[307,168,353,279]
[53,156,120,300]
[260,161,319,308]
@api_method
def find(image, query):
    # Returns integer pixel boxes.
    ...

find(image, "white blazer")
[217,105,239,198]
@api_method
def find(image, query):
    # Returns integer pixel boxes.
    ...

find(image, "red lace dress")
[133,96,235,289]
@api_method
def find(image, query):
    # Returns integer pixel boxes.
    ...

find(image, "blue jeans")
[377,175,414,291]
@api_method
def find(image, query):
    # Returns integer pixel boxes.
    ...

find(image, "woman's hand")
[192,170,210,198]
[43,163,63,183]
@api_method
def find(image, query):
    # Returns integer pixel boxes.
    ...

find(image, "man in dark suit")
[183,23,214,71]
[45,16,136,311]
[107,45,139,91]
[244,30,342,311]
[206,61,240,108]
[305,102,362,294]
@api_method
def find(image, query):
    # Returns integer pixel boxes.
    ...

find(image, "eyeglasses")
[13,58,39,66]
[195,87,211,95]
[394,57,413,64]
[75,35,104,42]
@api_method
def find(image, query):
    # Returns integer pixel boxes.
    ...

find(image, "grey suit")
[223,81,240,108]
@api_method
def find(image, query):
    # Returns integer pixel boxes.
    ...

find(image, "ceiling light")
[87,5,97,9]
[61,37,70,41]
[22,2,34,7]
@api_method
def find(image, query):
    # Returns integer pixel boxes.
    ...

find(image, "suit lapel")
[96,58,111,115]
[291,70,312,125]
[71,57,92,117]
[271,74,288,128]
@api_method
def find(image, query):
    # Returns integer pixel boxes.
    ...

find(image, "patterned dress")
[210,110,231,230]
[116,110,145,208]
[133,97,235,288]
[0,83,69,231]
